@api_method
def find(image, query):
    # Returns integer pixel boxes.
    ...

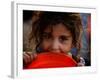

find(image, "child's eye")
[59,36,69,43]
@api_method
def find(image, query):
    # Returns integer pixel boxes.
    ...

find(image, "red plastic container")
[25,52,77,69]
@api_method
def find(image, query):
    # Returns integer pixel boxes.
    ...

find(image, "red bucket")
[25,52,77,69]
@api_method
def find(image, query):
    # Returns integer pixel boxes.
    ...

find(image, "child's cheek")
[60,44,72,53]
[41,41,51,51]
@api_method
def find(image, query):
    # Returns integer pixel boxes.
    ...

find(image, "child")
[23,11,85,68]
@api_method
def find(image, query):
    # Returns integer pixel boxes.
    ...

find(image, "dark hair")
[23,10,33,22]
[30,11,83,53]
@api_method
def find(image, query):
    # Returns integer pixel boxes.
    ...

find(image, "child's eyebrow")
[42,32,51,36]
[60,35,72,38]
[59,33,72,37]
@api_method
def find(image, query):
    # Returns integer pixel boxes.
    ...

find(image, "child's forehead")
[43,23,72,35]
[45,23,67,30]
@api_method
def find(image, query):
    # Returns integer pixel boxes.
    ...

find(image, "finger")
[23,53,31,64]
[26,52,37,61]
[26,52,34,62]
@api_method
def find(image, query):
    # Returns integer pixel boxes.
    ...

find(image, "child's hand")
[23,52,37,67]
[77,57,85,66]
[73,55,85,66]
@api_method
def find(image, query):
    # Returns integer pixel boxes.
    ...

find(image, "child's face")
[41,23,73,54]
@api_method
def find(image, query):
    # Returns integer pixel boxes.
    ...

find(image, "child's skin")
[23,12,85,67]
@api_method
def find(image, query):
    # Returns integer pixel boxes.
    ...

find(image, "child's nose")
[50,39,60,53]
